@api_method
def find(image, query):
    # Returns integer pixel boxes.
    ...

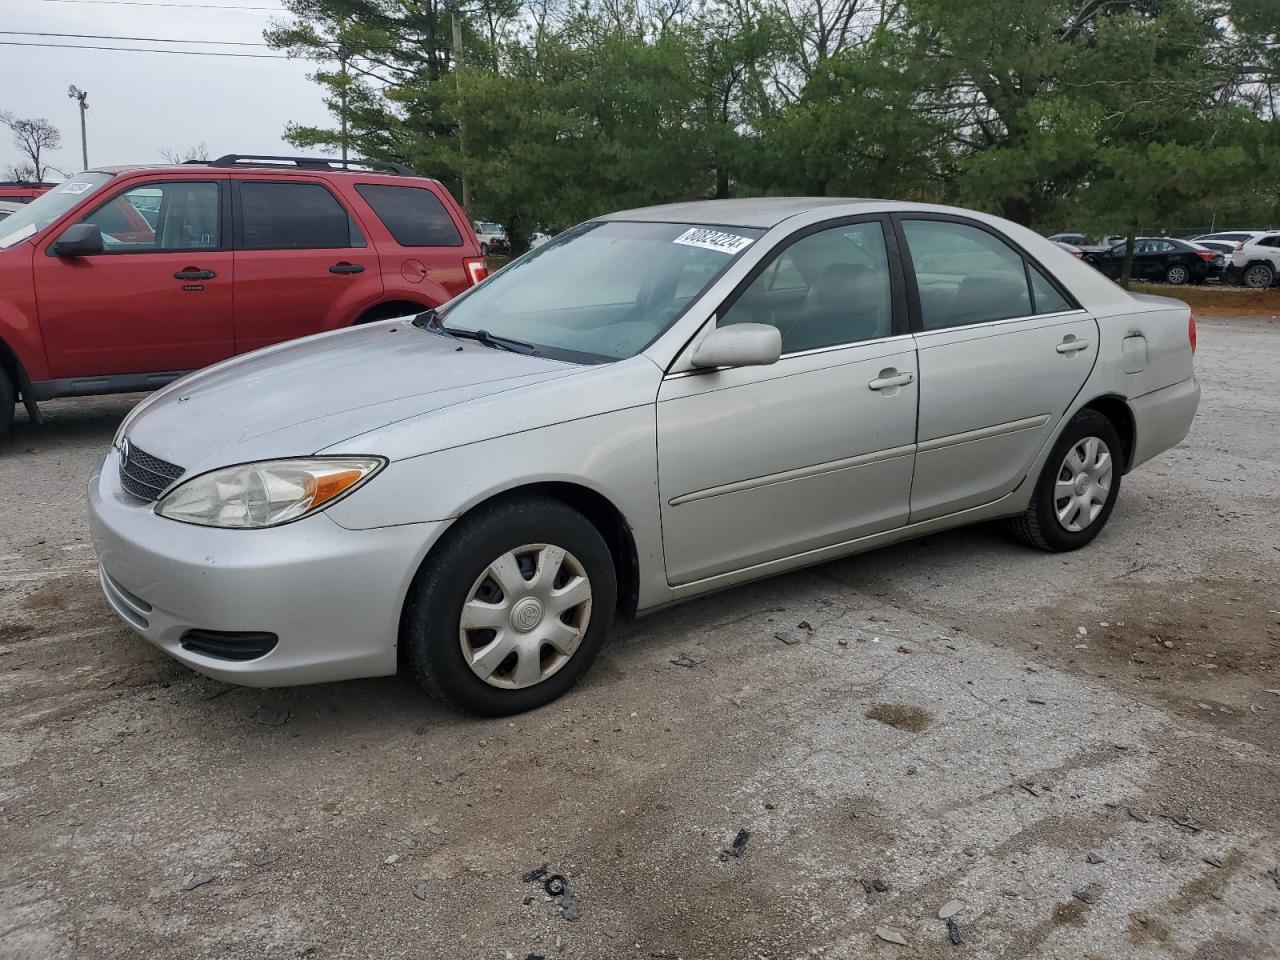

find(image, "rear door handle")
[173,268,215,280]
[329,262,365,275]
[1057,337,1091,354]
[868,372,914,391]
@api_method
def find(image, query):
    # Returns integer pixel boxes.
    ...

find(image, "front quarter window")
[434,220,763,363]
[0,173,112,249]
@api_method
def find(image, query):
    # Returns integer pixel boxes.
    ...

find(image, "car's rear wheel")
[1007,409,1122,552]
[480,242,490,257]
[401,495,616,715]
[0,367,13,437]
[1165,263,1189,285]
[1243,262,1275,289]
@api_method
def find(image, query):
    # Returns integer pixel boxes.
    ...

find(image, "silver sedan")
[88,199,1200,715]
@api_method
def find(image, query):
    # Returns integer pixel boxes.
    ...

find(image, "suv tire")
[1243,262,1275,289]
[0,366,13,437]
[1008,409,1123,552]
[480,242,490,257]
[401,494,617,716]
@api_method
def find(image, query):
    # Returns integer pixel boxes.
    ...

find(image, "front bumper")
[87,451,449,687]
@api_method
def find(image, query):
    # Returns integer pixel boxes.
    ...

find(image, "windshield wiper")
[413,309,539,356]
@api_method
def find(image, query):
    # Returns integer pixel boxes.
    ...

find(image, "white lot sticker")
[673,227,754,255]
[58,181,93,194]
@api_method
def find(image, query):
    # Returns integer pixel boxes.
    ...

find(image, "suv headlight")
[155,457,385,529]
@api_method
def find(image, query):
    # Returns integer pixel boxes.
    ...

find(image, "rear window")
[240,181,357,250]
[355,184,462,247]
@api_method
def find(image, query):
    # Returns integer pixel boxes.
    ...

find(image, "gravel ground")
[1,316,1278,960]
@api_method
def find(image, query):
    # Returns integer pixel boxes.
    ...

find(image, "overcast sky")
[1,0,331,178]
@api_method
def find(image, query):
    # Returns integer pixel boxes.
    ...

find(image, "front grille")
[119,443,184,502]
[181,630,279,662]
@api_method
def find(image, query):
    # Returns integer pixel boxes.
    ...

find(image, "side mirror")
[52,223,103,257]
[691,323,782,369]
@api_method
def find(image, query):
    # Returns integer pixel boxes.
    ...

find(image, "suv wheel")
[1243,262,1275,289]
[1165,263,1189,285]
[1007,409,1123,552]
[0,367,13,437]
[401,495,617,716]
[480,242,490,257]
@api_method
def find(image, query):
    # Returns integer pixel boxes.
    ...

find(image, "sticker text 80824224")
[672,227,755,255]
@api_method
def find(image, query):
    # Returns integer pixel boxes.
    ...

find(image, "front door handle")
[1057,337,1091,354]
[173,268,215,281]
[329,262,365,275]
[868,371,915,391]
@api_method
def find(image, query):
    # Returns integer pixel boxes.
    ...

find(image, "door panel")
[658,343,918,585]
[911,313,1098,520]
[232,179,383,352]
[34,178,234,378]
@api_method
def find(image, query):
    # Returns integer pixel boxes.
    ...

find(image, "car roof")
[601,197,870,229]
[83,163,440,186]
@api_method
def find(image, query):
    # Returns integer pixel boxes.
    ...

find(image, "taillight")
[1195,251,1215,261]
[1234,243,1244,252]
[464,257,489,286]
[1188,312,1197,354]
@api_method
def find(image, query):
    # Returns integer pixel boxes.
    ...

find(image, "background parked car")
[0,200,22,221]
[0,181,55,204]
[1084,236,1219,284]
[1053,240,1084,258]
[1226,232,1280,288]
[0,153,485,436]
[473,221,509,256]
[529,230,553,248]
[1047,232,1125,254]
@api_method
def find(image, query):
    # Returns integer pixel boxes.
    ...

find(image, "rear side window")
[1028,264,1071,313]
[355,184,462,247]
[239,181,355,250]
[902,219,1031,330]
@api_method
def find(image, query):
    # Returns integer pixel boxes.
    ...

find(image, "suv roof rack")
[0,180,55,187]
[202,154,417,176]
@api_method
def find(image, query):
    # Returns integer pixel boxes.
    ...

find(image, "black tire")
[1165,263,1189,285]
[1007,409,1123,552]
[480,242,490,257]
[1243,262,1275,289]
[0,366,13,438]
[400,494,617,716]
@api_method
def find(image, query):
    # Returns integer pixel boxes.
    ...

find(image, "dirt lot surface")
[2,317,1278,960]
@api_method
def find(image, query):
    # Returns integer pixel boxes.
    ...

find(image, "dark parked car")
[1084,237,1220,285]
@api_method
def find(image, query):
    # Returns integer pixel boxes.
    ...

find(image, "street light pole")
[67,85,88,171]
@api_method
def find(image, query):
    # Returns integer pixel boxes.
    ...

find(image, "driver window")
[719,221,893,353]
[80,181,219,252]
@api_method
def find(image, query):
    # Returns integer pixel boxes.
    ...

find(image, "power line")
[15,0,282,10]
[0,39,292,57]
[1,30,272,46]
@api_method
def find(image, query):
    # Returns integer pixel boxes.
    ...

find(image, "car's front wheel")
[1243,262,1275,289]
[401,495,616,715]
[1008,409,1122,552]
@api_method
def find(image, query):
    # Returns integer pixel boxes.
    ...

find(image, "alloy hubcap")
[1054,436,1113,533]
[458,543,592,689]
[1246,266,1271,288]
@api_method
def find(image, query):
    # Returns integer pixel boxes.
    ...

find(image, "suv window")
[1258,235,1280,248]
[720,221,893,353]
[355,184,461,247]
[902,219,1031,330]
[80,181,219,252]
[240,181,355,250]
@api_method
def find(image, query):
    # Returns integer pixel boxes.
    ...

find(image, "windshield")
[0,173,113,249]
[435,220,763,363]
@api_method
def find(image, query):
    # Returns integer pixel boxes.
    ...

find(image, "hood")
[122,321,578,472]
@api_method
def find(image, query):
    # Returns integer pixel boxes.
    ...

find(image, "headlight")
[155,457,385,529]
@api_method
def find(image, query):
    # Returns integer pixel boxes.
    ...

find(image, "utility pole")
[67,85,88,171]
[449,0,471,213]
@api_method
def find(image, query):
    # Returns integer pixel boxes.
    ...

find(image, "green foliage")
[266,0,1280,237]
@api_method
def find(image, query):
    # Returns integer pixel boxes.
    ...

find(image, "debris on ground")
[1204,856,1224,868]
[797,620,812,632]
[720,828,751,860]
[544,874,567,897]
[254,707,289,726]
[937,900,963,919]
[180,872,213,891]
[946,917,963,944]
[412,880,428,900]
[775,632,801,645]
[1128,808,1152,823]
[521,864,549,883]
[669,654,704,668]
[872,879,888,893]
[874,926,908,946]
[896,645,913,654]
[1086,852,1105,864]
[560,887,582,922]
[1072,889,1095,904]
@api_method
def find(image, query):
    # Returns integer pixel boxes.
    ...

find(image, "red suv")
[0,155,487,435]
[0,181,54,204]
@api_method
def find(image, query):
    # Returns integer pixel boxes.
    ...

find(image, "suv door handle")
[173,268,215,281]
[329,262,365,275]
[868,371,914,391]
[1057,337,1091,354]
